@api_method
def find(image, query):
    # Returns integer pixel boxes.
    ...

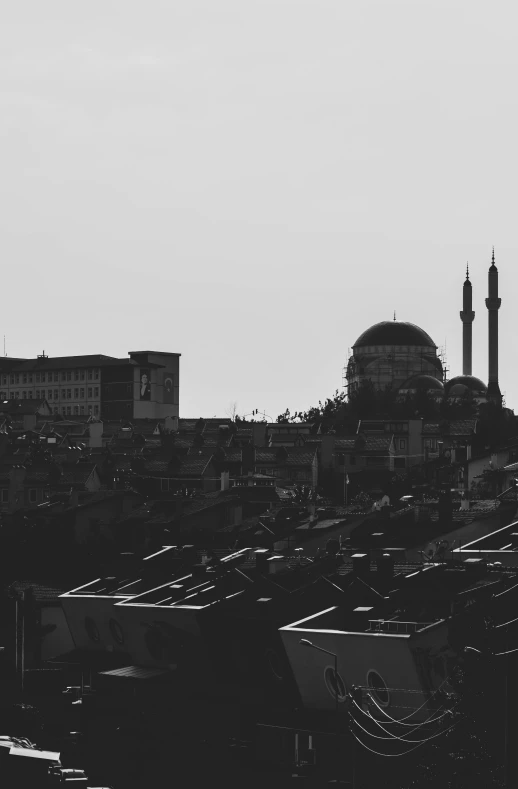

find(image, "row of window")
[51,405,99,416]
[2,369,100,386]
[0,388,99,401]
[0,488,43,504]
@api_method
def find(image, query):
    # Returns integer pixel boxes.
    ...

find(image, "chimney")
[220,471,230,491]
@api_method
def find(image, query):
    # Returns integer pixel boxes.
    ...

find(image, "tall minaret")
[485,247,502,403]
[459,263,474,375]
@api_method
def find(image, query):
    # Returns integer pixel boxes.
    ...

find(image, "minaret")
[459,263,474,375]
[485,247,502,403]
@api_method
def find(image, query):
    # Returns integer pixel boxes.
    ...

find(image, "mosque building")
[345,249,502,406]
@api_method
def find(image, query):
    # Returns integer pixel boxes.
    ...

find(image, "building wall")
[132,353,180,420]
[280,619,438,723]
[0,367,101,417]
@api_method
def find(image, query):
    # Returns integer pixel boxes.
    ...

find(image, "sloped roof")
[449,419,477,436]
[334,439,357,451]
[364,436,393,451]
[422,422,441,435]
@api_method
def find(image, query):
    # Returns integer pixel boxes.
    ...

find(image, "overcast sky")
[1,1,516,419]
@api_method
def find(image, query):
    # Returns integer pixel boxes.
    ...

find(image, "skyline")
[1,2,517,418]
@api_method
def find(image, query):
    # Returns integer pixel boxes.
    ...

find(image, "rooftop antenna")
[394,311,396,321]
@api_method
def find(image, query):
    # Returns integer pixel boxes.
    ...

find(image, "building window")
[22,391,26,399]
[35,373,40,383]
[48,390,52,400]
[324,666,347,703]
[53,407,59,415]
[35,390,39,400]
[22,374,27,384]
[94,405,99,416]
[27,391,33,399]
[84,617,101,643]
[88,388,93,398]
[74,406,79,415]
[88,370,93,380]
[80,405,85,414]
[399,439,406,450]
[15,374,19,384]
[0,393,4,400]
[74,371,79,381]
[88,405,92,414]
[67,372,72,381]
[54,389,59,400]
[74,388,79,398]
[14,392,19,399]
[41,373,46,383]
[1,376,6,385]
[67,406,71,415]
[94,369,99,380]
[80,371,85,381]
[10,393,14,400]
[94,387,99,397]
[67,389,72,399]
[29,489,37,503]
[9,375,14,385]
[109,618,124,645]
[28,374,33,383]
[54,373,59,382]
[80,388,85,398]
[367,670,390,707]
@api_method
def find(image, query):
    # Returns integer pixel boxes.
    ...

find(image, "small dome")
[353,321,436,349]
[400,374,445,392]
[446,375,487,394]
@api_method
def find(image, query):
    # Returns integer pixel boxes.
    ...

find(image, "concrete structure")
[0,350,180,421]
[486,248,502,403]
[460,264,475,375]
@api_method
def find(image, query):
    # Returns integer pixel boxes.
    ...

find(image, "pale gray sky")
[1,1,517,418]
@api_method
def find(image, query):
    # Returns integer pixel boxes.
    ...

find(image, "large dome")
[353,321,437,349]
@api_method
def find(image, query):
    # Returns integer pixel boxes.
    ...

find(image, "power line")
[355,676,455,723]
[349,717,461,758]
[350,697,451,739]
[349,710,453,745]
[364,692,453,728]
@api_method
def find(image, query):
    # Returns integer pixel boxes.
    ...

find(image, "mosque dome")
[399,374,445,392]
[445,375,488,396]
[353,321,437,349]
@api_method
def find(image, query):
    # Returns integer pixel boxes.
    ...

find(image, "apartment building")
[0,350,180,421]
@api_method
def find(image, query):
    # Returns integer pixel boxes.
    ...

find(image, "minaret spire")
[460,262,475,375]
[486,246,502,403]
